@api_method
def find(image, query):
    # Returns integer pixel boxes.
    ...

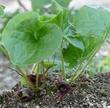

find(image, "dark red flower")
[55,80,71,101]
[27,74,44,86]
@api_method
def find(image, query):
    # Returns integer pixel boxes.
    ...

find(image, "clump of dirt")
[0,72,110,108]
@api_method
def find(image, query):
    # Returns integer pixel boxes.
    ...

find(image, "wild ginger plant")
[0,0,110,100]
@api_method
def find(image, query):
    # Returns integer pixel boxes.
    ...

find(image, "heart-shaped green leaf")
[2,12,63,67]
[72,6,110,36]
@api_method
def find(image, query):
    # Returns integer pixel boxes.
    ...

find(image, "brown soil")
[0,72,110,108]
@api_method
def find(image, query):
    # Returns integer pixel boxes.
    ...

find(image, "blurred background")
[0,0,110,94]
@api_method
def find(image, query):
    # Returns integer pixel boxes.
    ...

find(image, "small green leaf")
[43,61,56,69]
[65,36,84,50]
[2,12,63,67]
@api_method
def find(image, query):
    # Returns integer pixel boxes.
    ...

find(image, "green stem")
[0,43,10,59]
[16,66,34,89]
[35,64,39,90]
[16,65,26,76]
[23,74,34,89]
[8,67,23,76]
[60,41,65,79]
[70,50,95,83]
[31,64,37,73]
[41,61,45,80]
[61,52,65,78]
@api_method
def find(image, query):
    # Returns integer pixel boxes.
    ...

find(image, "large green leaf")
[72,6,110,36]
[2,12,63,67]
[63,6,110,68]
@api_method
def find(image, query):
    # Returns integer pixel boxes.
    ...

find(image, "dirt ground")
[0,72,110,108]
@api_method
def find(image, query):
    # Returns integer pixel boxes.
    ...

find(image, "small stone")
[36,105,40,108]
